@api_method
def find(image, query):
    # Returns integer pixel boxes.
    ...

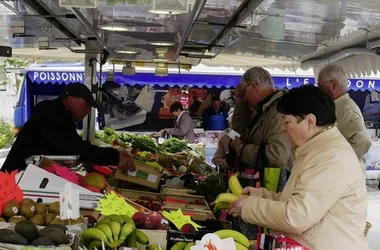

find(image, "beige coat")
[232,91,293,171]
[241,126,368,250]
[335,93,371,176]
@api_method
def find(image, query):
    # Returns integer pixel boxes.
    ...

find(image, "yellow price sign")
[161,209,202,231]
[96,192,137,217]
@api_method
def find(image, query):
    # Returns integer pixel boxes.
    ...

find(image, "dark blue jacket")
[202,107,228,130]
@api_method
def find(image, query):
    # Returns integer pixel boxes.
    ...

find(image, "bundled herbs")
[119,132,159,152]
[161,137,188,153]
[101,128,118,145]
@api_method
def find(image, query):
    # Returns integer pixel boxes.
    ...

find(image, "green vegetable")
[101,128,118,145]
[0,119,14,149]
[132,135,159,152]
[119,132,136,144]
[161,138,187,153]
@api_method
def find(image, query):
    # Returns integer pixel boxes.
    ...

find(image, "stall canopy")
[27,70,380,91]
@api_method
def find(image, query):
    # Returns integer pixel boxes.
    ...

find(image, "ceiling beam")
[207,0,265,50]
[174,0,207,62]
[21,0,81,46]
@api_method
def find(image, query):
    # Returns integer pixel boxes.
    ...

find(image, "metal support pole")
[82,41,99,142]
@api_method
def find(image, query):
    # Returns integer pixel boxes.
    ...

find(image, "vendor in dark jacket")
[202,96,228,130]
[2,83,136,173]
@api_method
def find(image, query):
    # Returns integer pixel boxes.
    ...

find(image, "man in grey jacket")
[318,64,371,177]
[163,102,195,143]
[231,67,293,182]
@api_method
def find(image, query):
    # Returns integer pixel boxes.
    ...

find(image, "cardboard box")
[162,194,211,212]
[114,160,162,190]
[166,219,224,248]
[17,164,102,209]
[136,229,167,250]
[161,186,197,196]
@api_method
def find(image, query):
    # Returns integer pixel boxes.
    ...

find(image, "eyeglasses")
[240,83,252,95]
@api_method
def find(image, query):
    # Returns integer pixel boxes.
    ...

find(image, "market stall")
[0,127,309,250]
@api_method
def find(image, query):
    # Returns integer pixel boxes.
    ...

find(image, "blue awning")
[27,71,380,91]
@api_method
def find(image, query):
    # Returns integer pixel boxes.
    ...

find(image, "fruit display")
[1,199,85,227]
[83,214,149,249]
[214,229,250,250]
[211,173,245,213]
[132,211,167,230]
[0,222,70,246]
[133,196,162,212]
[81,172,108,193]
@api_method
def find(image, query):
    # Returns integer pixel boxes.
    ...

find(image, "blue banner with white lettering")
[27,71,380,91]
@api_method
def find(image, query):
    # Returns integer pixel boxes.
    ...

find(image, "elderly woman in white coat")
[229,85,368,250]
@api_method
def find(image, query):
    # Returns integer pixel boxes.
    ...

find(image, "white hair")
[318,64,348,89]
[241,67,274,87]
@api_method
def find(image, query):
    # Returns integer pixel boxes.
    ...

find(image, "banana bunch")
[214,229,250,250]
[212,173,244,212]
[83,214,149,249]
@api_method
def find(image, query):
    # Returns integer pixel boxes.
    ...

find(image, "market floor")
[367,184,380,249]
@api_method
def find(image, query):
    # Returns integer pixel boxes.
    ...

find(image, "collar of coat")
[295,126,339,158]
[260,91,284,113]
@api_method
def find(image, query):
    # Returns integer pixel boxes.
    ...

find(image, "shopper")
[202,96,228,130]
[212,112,234,169]
[2,83,136,173]
[229,86,368,250]
[230,67,292,187]
[318,64,371,177]
[162,102,195,143]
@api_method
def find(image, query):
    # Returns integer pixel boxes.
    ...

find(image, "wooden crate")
[116,188,162,211]
[114,160,162,190]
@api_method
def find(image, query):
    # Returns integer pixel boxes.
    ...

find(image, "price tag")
[161,209,202,231]
[96,191,137,217]
[0,170,23,215]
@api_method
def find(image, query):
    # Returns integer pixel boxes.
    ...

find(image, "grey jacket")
[232,91,293,171]
[169,111,195,143]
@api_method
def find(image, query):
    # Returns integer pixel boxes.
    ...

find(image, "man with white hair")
[231,67,292,187]
[318,64,371,176]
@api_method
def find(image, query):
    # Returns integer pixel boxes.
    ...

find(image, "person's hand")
[242,187,266,198]
[242,187,252,195]
[230,137,243,152]
[229,196,249,217]
[233,85,244,103]
[118,152,136,174]
[160,129,168,135]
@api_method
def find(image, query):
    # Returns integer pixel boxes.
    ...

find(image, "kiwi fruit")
[3,200,20,217]
[0,217,5,222]
[20,203,36,219]
[48,202,60,215]
[21,198,35,207]
[35,203,47,215]
[44,213,56,225]
[30,214,44,226]
[8,215,26,223]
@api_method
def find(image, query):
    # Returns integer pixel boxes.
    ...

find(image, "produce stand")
[0,129,307,250]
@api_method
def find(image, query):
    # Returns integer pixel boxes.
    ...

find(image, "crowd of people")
[160,64,371,249]
[219,65,370,250]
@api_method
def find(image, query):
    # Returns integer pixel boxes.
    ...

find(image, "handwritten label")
[60,183,80,219]
[96,192,137,216]
[0,171,23,215]
[161,209,202,231]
